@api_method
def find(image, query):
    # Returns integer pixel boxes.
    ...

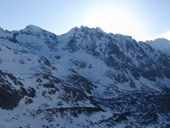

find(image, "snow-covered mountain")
[146,38,170,56]
[0,25,170,128]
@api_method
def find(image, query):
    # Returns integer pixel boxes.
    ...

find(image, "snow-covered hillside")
[146,38,170,56]
[0,25,170,128]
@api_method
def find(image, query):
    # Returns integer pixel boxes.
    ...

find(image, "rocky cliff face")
[0,25,170,128]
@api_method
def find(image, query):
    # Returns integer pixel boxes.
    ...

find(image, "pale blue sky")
[0,0,170,41]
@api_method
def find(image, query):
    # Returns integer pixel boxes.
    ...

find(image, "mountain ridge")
[0,25,170,128]
[146,38,170,55]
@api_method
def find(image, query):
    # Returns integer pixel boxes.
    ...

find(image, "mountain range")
[0,25,170,128]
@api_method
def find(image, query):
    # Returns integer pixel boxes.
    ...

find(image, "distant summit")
[146,38,170,55]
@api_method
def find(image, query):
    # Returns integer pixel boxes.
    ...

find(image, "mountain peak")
[22,25,44,33]
[154,38,170,42]
[79,26,104,33]
[146,38,170,55]
[19,25,57,38]
[68,26,104,33]
[95,27,104,32]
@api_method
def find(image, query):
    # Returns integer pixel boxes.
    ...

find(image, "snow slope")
[146,38,170,56]
[0,25,170,128]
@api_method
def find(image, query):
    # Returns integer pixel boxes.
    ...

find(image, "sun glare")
[157,30,170,40]
[85,9,145,41]
[147,30,170,41]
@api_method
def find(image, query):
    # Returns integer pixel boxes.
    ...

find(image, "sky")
[0,0,170,41]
